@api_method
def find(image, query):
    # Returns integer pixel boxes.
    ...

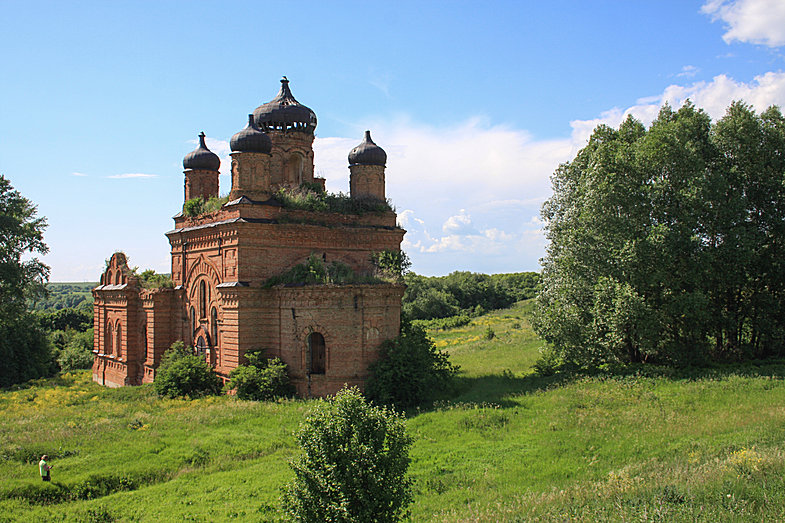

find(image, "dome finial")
[252,77,317,134]
[349,130,387,167]
[184,132,220,171]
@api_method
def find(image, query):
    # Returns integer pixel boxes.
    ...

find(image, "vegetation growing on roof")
[182,195,230,217]
[136,270,174,290]
[273,183,393,215]
[263,254,381,287]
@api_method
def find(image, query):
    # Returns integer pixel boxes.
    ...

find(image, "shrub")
[182,195,229,217]
[226,350,294,400]
[137,269,174,289]
[370,250,411,282]
[153,342,221,398]
[57,342,94,372]
[264,253,379,287]
[532,345,564,377]
[366,319,459,409]
[412,314,472,331]
[281,387,413,522]
[484,325,495,340]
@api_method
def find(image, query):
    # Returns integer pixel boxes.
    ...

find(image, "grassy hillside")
[2,301,785,521]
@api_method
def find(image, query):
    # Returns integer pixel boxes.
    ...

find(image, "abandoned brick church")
[92,78,405,397]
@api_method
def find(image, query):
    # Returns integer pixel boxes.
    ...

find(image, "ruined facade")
[92,78,405,397]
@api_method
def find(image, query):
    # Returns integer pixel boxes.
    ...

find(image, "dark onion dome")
[252,77,317,134]
[230,114,272,153]
[183,132,220,171]
[348,130,387,167]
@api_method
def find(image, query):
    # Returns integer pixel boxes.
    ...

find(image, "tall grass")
[2,301,785,521]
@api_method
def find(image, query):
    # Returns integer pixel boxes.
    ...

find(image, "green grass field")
[2,301,785,521]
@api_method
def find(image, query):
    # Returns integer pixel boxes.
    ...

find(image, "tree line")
[402,271,539,321]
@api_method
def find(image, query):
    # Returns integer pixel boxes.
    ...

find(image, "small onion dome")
[183,132,220,171]
[230,114,272,153]
[348,130,387,167]
[252,77,317,134]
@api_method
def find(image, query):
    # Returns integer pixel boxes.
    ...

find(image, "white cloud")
[569,71,785,144]
[702,0,785,47]
[442,210,476,235]
[71,172,88,177]
[313,69,785,275]
[107,173,158,179]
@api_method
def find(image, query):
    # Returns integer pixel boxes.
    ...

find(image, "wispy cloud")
[368,70,393,98]
[702,0,785,47]
[676,65,700,78]
[107,173,158,179]
[71,172,88,177]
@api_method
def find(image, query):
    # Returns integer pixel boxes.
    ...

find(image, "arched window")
[196,335,207,356]
[115,272,121,285]
[199,280,207,319]
[106,323,114,356]
[211,307,218,346]
[141,324,147,355]
[190,306,196,335]
[285,154,304,185]
[115,322,122,358]
[308,332,326,375]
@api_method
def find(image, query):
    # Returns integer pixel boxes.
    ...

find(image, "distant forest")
[403,271,539,322]
[35,273,540,320]
[31,283,96,311]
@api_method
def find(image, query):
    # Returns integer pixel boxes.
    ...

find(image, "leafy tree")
[153,342,221,398]
[51,327,94,372]
[534,102,785,366]
[366,319,458,409]
[37,305,92,332]
[282,387,413,522]
[0,175,53,387]
[226,350,294,400]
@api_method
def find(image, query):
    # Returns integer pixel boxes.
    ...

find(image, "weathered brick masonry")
[92,78,405,396]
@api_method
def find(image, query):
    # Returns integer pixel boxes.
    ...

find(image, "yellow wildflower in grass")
[726,447,763,478]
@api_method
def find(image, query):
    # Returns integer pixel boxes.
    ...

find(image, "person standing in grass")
[39,455,52,482]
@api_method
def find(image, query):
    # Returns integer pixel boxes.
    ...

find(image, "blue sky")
[2,0,785,281]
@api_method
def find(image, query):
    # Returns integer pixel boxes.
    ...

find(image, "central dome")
[252,77,317,134]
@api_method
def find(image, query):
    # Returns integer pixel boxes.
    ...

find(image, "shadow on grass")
[435,359,785,410]
[447,372,574,408]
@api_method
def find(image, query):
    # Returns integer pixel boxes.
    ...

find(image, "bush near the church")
[366,319,458,410]
[282,387,413,522]
[153,342,221,398]
[226,350,294,400]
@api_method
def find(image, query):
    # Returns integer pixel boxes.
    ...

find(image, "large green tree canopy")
[0,174,51,386]
[533,102,785,366]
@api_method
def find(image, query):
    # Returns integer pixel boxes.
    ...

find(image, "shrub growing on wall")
[153,342,221,398]
[282,387,413,522]
[226,350,294,400]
